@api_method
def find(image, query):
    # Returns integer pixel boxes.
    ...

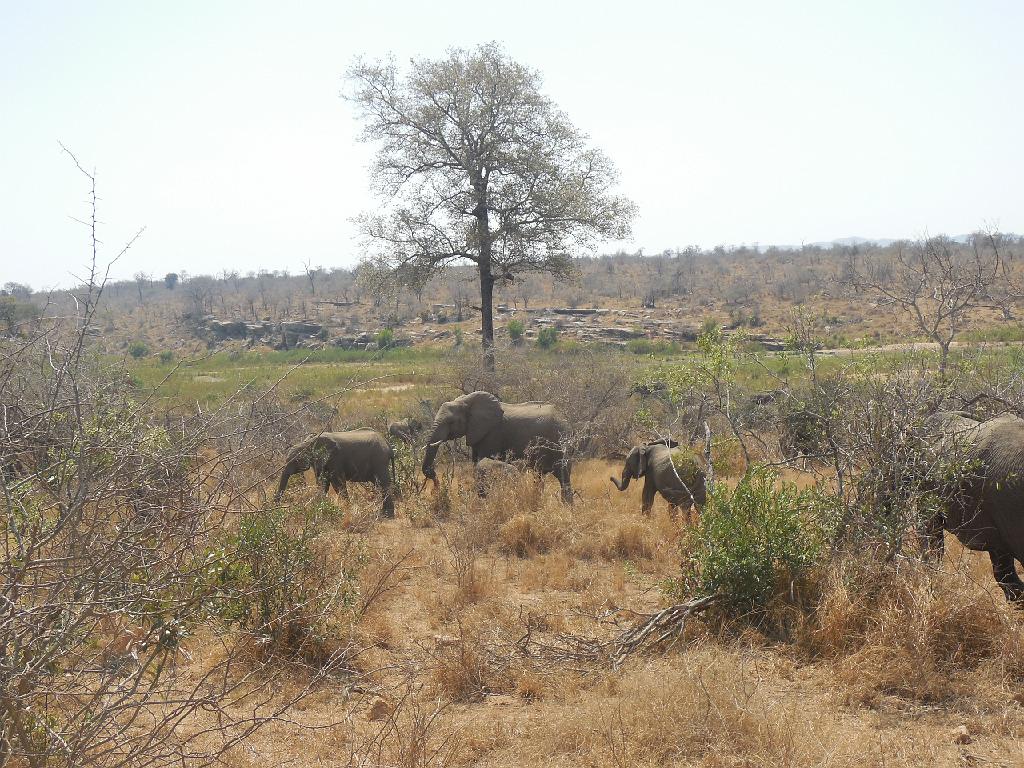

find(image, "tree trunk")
[474,186,496,371]
[480,268,495,371]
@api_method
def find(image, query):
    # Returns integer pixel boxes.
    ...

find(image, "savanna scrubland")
[7,245,1024,766]
[6,40,1024,768]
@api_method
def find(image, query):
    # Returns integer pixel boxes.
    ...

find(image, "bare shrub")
[0,167,350,763]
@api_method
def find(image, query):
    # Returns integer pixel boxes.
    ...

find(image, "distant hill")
[762,233,1019,252]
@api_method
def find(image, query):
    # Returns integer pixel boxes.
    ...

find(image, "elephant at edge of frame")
[923,411,1024,602]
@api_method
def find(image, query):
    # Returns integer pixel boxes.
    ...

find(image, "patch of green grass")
[961,325,1024,343]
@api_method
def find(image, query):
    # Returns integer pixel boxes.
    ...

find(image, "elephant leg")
[641,477,656,516]
[332,477,348,498]
[557,461,573,505]
[376,474,395,518]
[989,550,1024,603]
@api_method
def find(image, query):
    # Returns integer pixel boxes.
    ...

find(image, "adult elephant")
[610,439,706,518]
[421,391,573,503]
[926,412,1024,601]
[275,429,395,517]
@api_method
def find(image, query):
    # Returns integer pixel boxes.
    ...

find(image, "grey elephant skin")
[276,429,395,517]
[611,440,706,517]
[422,391,573,503]
[927,412,1024,601]
[388,417,423,443]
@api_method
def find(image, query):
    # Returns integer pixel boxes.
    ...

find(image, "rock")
[280,320,322,336]
[598,326,645,340]
[207,320,247,340]
[368,699,392,721]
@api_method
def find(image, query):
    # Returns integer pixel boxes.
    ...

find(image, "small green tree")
[507,319,525,345]
[537,327,558,349]
[128,340,149,358]
[375,327,395,350]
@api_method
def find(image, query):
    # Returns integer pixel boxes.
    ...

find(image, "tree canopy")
[345,42,636,367]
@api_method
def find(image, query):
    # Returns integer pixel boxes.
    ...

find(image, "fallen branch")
[610,594,720,669]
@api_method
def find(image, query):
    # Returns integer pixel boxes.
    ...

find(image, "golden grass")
[171,459,1024,767]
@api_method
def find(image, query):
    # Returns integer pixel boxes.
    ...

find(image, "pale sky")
[2,1,1022,289]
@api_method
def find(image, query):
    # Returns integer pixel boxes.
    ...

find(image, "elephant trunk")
[275,464,295,501]
[610,471,632,491]
[421,421,449,481]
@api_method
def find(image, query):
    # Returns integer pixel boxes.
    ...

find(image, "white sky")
[2,0,1022,289]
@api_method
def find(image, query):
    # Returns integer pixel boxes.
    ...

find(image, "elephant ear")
[637,446,650,477]
[464,391,503,446]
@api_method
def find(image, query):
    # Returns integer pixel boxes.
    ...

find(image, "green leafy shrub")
[375,327,395,350]
[537,327,558,349]
[213,500,359,657]
[679,468,835,610]
[127,340,149,359]
[507,319,525,345]
[453,327,463,347]
[158,349,175,364]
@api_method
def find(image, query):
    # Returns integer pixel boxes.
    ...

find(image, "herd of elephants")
[275,390,1024,603]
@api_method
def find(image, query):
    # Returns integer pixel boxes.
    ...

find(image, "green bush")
[679,468,835,610]
[507,319,525,345]
[127,340,150,359]
[453,327,464,347]
[158,350,175,364]
[375,327,395,350]
[213,500,358,656]
[537,327,559,349]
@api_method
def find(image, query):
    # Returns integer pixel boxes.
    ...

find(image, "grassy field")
[119,341,1024,766]
[173,459,1024,767]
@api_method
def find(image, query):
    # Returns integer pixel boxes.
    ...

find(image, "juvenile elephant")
[422,391,573,503]
[926,412,1024,601]
[610,439,706,518]
[474,457,522,496]
[275,429,395,517]
[388,417,423,443]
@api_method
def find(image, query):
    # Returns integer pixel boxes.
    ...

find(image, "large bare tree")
[345,43,636,368]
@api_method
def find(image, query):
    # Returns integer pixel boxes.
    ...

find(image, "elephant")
[610,439,706,519]
[474,457,522,496]
[388,417,423,443]
[924,412,1024,601]
[275,429,395,517]
[421,391,573,503]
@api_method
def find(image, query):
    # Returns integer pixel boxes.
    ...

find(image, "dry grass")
[170,460,1024,767]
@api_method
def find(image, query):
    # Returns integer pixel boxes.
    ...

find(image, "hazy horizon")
[2,1,1022,289]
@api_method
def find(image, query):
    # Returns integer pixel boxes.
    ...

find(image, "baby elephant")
[276,429,395,517]
[610,439,706,519]
[388,417,423,443]
[474,457,522,497]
